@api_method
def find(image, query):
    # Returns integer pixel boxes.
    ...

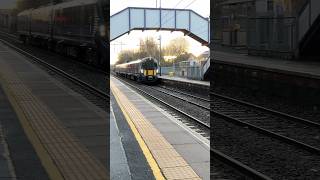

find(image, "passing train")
[115,57,159,83]
[17,0,108,70]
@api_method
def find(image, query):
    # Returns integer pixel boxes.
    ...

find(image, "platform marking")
[119,77,210,149]
[111,78,201,180]
[0,55,107,180]
[0,71,64,180]
[112,76,209,149]
[111,82,165,180]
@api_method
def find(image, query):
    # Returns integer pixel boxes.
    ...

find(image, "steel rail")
[0,38,109,100]
[158,86,211,102]
[114,75,210,128]
[151,87,210,110]
[212,149,273,180]
[0,31,108,75]
[211,92,320,128]
[212,110,320,155]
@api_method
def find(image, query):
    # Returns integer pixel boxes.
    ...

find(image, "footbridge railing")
[110,7,210,45]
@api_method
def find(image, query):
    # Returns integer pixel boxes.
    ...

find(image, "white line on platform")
[114,77,210,149]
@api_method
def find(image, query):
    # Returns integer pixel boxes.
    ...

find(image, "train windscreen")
[141,59,157,69]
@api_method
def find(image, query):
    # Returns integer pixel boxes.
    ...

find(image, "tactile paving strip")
[111,79,200,180]
[0,60,107,179]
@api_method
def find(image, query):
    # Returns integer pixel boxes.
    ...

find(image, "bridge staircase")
[298,0,320,59]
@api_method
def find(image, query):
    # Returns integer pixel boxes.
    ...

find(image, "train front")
[139,57,159,83]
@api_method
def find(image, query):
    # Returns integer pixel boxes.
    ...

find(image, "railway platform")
[159,75,209,95]
[0,84,49,179]
[0,41,107,179]
[213,50,320,104]
[214,51,320,79]
[110,76,210,180]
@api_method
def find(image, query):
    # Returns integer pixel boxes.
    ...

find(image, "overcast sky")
[110,0,210,65]
[0,0,17,9]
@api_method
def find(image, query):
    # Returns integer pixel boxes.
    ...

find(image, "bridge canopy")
[110,7,210,45]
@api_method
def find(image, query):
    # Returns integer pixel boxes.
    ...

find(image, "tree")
[117,50,136,65]
[115,36,195,66]
[138,37,159,59]
[116,36,160,64]
[164,37,189,57]
[175,52,196,63]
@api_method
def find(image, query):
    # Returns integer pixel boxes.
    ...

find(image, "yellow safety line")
[111,81,165,180]
[0,75,64,180]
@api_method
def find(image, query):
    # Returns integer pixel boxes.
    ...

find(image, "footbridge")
[110,7,210,46]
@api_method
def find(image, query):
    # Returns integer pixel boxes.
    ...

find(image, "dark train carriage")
[30,6,52,38]
[53,0,98,44]
[115,57,159,83]
[17,9,33,36]
[16,0,108,70]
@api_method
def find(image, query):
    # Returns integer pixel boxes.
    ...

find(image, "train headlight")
[156,69,159,73]
[99,25,106,37]
[140,69,144,73]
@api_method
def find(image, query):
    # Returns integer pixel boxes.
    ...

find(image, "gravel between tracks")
[213,115,320,179]
[212,96,320,150]
[213,85,320,123]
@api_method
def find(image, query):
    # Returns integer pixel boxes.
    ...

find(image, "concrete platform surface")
[0,41,107,179]
[159,75,210,87]
[110,105,131,180]
[111,93,155,180]
[214,51,320,79]
[111,76,210,180]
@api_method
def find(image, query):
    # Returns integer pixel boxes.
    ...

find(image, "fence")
[160,60,206,80]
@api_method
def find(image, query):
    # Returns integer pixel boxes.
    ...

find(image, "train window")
[141,59,158,69]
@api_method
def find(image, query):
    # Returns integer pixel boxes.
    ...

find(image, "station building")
[213,0,308,56]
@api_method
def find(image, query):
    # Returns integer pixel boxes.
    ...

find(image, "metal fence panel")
[161,61,205,80]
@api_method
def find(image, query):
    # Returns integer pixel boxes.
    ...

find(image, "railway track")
[211,149,273,180]
[158,86,210,102]
[113,75,210,129]
[212,91,320,179]
[0,38,109,108]
[211,92,320,155]
[114,76,275,179]
[152,86,210,110]
[0,31,107,74]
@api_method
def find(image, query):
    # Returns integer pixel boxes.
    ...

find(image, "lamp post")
[158,35,162,76]
[159,0,162,75]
